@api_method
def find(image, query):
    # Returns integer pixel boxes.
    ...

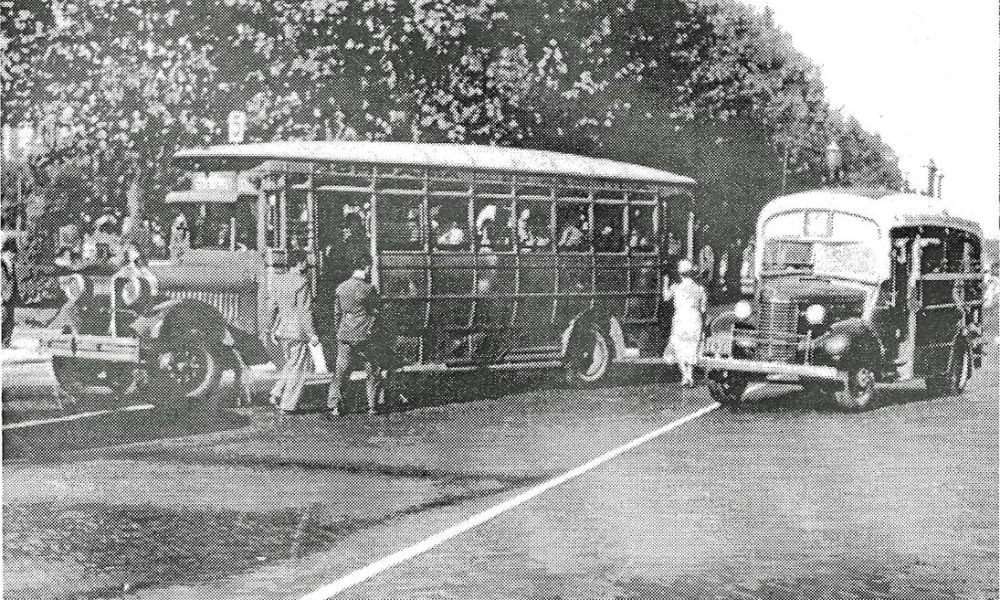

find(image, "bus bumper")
[15,327,141,363]
[698,356,840,381]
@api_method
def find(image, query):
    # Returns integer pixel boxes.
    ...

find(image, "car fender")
[814,318,883,370]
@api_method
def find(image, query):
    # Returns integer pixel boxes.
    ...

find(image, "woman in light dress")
[663,259,707,387]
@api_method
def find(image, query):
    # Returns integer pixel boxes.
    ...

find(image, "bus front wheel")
[565,326,612,387]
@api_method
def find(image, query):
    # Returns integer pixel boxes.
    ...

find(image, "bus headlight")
[734,300,752,321]
[823,333,848,357]
[805,304,826,325]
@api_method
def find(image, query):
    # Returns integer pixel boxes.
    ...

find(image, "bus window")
[285,187,310,250]
[628,205,656,252]
[516,202,553,251]
[475,200,512,252]
[188,201,257,250]
[920,239,945,274]
[944,229,967,273]
[378,196,423,251]
[431,197,470,251]
[594,205,625,252]
[556,204,589,250]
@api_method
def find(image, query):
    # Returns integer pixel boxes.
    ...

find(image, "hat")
[677,259,694,275]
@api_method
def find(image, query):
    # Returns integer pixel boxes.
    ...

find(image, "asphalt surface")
[2,349,998,600]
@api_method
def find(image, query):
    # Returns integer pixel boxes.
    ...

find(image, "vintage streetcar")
[702,189,986,409]
[21,141,699,406]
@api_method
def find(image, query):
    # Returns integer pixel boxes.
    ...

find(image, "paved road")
[2,350,997,600]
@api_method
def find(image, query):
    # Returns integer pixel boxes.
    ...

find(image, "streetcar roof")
[758,188,983,237]
[173,141,696,187]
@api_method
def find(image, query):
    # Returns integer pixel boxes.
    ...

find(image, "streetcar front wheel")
[152,333,223,403]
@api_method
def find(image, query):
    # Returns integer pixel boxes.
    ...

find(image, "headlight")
[734,300,753,321]
[805,304,826,325]
[824,334,848,356]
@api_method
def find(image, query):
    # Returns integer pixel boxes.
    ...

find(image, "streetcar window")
[556,204,590,251]
[594,205,625,252]
[628,205,656,252]
[285,187,310,251]
[430,197,470,251]
[378,196,424,251]
[515,201,553,251]
[474,200,512,252]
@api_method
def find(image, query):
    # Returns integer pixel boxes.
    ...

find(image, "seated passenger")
[559,216,587,249]
[436,220,466,247]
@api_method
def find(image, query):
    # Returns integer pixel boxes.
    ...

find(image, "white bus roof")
[758,189,983,238]
[174,141,696,187]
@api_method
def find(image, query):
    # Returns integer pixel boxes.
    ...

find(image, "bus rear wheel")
[926,345,971,397]
[565,326,612,387]
[707,371,748,406]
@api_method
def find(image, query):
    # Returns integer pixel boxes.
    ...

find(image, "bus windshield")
[761,210,880,280]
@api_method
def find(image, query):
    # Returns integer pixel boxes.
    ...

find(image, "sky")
[741,0,999,238]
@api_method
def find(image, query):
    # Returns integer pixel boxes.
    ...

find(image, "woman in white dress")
[663,259,707,387]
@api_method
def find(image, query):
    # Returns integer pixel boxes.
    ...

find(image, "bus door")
[911,230,960,377]
[312,187,371,346]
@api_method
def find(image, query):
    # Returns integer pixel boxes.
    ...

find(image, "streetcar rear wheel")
[565,326,612,387]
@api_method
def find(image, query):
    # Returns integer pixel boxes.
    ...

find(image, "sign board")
[227,111,247,144]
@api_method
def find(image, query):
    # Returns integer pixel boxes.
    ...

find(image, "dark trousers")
[328,340,382,413]
[2,303,14,348]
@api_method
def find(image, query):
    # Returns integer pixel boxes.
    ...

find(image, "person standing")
[168,211,190,260]
[2,237,20,347]
[268,251,319,414]
[326,252,382,417]
[662,259,707,387]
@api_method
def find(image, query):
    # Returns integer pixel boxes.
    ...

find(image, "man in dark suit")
[326,251,382,417]
[2,237,20,347]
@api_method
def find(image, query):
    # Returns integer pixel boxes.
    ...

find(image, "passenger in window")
[168,211,190,260]
[477,205,497,249]
[595,224,623,252]
[558,210,588,249]
[405,208,422,246]
[436,219,466,248]
[517,208,550,249]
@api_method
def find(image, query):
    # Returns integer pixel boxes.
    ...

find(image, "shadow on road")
[2,408,253,463]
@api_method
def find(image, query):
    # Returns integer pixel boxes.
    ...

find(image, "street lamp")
[825,140,842,185]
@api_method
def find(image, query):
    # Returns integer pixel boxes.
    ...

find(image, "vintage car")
[702,189,986,410]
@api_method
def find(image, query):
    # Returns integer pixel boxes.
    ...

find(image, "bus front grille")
[758,300,798,361]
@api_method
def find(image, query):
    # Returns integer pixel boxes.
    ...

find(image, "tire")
[564,326,612,387]
[151,332,223,403]
[926,345,971,397]
[707,371,748,406]
[834,367,876,411]
[51,356,90,401]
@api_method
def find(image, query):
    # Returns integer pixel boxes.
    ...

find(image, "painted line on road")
[299,401,721,600]
[2,404,156,431]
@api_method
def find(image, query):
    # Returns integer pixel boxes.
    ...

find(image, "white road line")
[299,401,721,600]
[2,404,156,430]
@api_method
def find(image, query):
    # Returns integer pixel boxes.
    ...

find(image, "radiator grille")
[165,290,257,333]
[758,299,798,361]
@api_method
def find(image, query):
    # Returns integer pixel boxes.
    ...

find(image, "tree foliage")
[1,0,904,245]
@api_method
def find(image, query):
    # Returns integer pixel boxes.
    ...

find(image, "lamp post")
[825,140,842,186]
